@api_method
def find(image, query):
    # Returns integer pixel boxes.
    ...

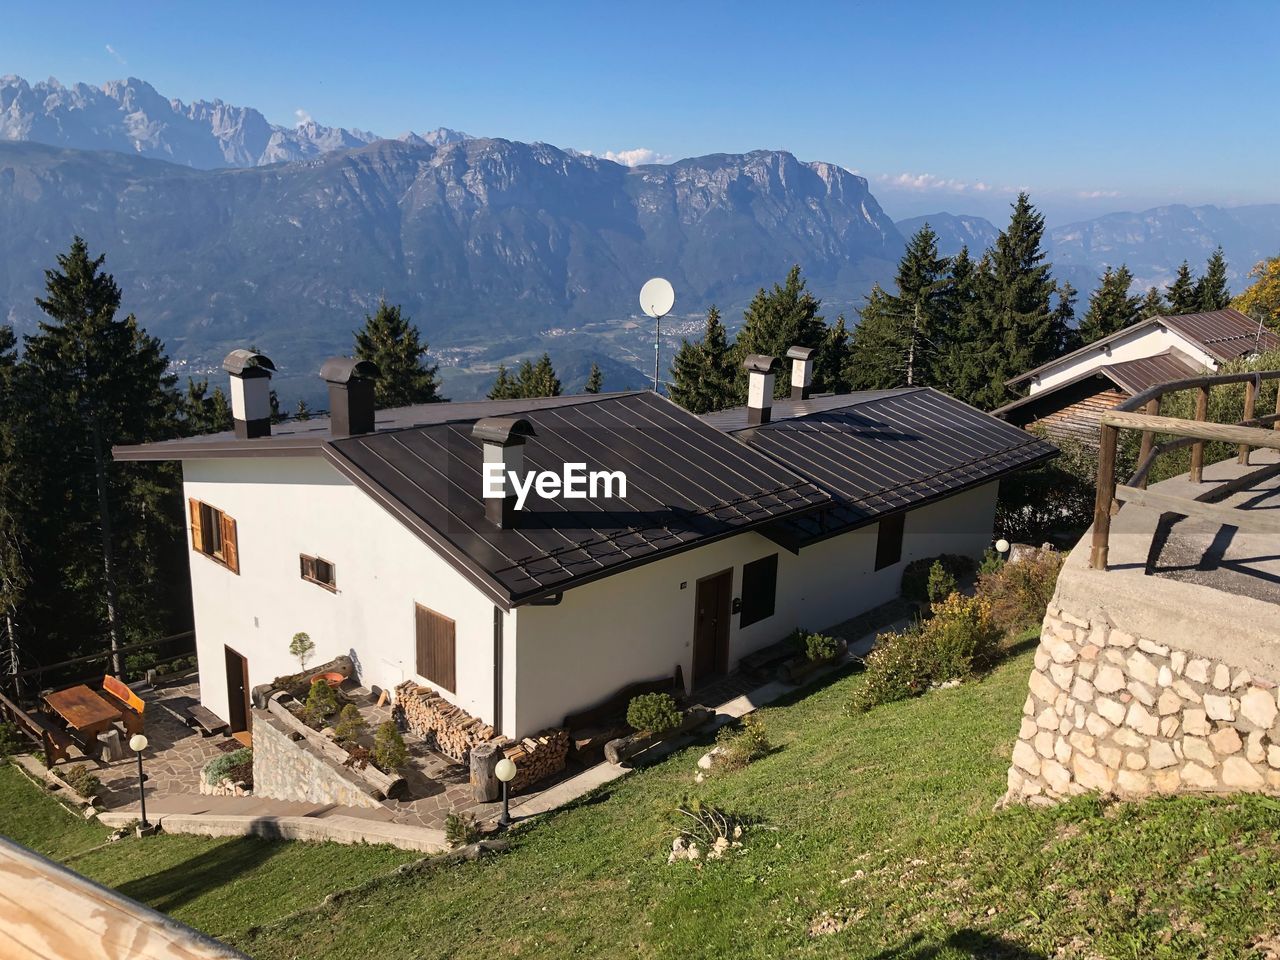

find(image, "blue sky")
[2,1,1276,224]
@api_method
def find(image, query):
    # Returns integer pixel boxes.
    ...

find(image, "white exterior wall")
[182,457,512,731]
[510,482,999,735]
[1028,325,1214,395]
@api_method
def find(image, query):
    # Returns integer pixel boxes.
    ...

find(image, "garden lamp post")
[495,756,516,828]
[129,733,151,834]
[995,538,1010,558]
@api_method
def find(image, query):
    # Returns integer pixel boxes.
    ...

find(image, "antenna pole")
[653,315,660,392]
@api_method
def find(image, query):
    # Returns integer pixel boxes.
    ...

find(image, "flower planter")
[309,671,346,690]
[604,705,714,765]
[776,638,849,684]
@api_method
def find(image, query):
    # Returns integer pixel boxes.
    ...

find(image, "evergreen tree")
[930,246,994,406]
[1140,285,1167,319]
[584,362,603,394]
[734,265,825,397]
[1196,247,1231,310]
[294,399,313,421]
[668,306,738,413]
[1053,280,1081,353]
[848,285,909,390]
[180,377,233,436]
[814,315,852,394]
[353,300,445,408]
[486,353,562,400]
[0,325,27,687]
[488,365,516,401]
[16,237,182,672]
[1165,261,1198,314]
[1079,265,1141,343]
[974,193,1062,408]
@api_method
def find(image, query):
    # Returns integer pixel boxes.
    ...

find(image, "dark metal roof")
[710,388,1057,548]
[1162,309,1280,362]
[1098,349,1204,394]
[701,390,918,432]
[324,391,827,606]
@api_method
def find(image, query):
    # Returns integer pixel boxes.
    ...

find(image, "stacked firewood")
[394,681,494,762]
[502,728,570,791]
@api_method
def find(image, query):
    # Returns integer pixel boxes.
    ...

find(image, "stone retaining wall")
[251,711,383,810]
[1004,604,1280,805]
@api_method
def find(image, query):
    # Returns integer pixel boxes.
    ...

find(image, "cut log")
[604,706,714,765]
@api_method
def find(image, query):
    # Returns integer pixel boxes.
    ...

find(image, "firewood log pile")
[395,682,494,762]
[501,728,570,791]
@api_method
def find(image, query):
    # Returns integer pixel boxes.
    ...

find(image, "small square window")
[300,554,337,591]
[875,513,905,571]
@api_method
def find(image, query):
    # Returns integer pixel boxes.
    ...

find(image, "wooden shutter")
[220,513,239,575]
[875,512,905,570]
[415,603,456,693]
[189,498,204,553]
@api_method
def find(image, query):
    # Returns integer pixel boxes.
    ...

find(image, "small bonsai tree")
[304,677,339,726]
[627,692,682,735]
[444,811,481,848]
[926,560,958,605]
[333,704,368,745]
[373,721,409,771]
[63,764,102,798]
[804,632,839,662]
[289,631,315,671]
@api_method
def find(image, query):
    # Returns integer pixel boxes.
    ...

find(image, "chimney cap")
[472,417,537,445]
[742,354,780,375]
[222,349,276,377]
[785,345,816,361]
[320,357,380,384]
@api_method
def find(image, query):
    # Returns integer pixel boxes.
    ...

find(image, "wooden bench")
[99,676,145,736]
[0,690,74,767]
[187,704,229,737]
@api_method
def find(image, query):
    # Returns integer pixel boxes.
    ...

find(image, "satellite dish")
[640,277,675,319]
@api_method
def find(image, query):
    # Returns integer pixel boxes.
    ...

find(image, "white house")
[114,349,1054,739]
[996,308,1279,444]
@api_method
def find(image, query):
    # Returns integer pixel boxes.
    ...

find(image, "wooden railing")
[1090,370,1280,570]
[5,630,196,702]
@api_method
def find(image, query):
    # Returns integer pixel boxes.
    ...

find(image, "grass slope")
[6,648,1280,958]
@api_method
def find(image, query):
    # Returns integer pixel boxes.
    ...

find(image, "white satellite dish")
[639,277,675,319]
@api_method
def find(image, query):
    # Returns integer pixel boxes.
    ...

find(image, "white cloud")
[105,44,126,66]
[295,108,313,127]
[1077,189,1121,199]
[875,172,996,194]
[593,148,673,167]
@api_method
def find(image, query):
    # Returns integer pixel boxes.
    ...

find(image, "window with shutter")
[874,512,905,571]
[739,554,778,628]
[414,603,456,693]
[187,498,239,575]
[300,554,337,591]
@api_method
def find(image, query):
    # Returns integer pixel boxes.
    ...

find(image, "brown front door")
[693,569,733,687]
[224,646,250,733]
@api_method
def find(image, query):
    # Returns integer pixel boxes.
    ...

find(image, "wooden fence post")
[1239,377,1257,464]
[1090,423,1119,570]
[1190,386,1209,483]
[1137,397,1159,488]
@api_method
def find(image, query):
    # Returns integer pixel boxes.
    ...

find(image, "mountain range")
[1,74,1277,400]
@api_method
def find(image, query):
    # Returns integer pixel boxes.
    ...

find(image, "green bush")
[0,721,22,759]
[333,704,368,745]
[804,632,839,662]
[900,554,976,605]
[373,721,409,771]
[978,548,1004,577]
[626,692,682,734]
[289,631,315,670]
[445,811,481,848]
[713,713,771,771]
[304,678,339,726]
[203,747,253,785]
[976,548,1065,636]
[851,594,1000,712]
[926,560,957,604]
[63,763,102,798]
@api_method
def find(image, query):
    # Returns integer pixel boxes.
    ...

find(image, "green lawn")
[6,646,1280,958]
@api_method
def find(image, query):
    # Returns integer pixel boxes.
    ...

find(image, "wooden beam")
[1114,484,1280,535]
[1240,377,1257,465]
[1191,386,1209,483]
[1101,410,1280,451]
[1137,397,1160,489]
[1090,422,1119,570]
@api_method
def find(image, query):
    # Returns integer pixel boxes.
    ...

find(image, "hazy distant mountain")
[895,213,1000,257]
[0,138,902,396]
[0,74,470,168]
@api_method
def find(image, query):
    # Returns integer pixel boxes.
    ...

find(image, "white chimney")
[473,417,537,528]
[222,349,276,439]
[786,345,816,401]
[743,354,780,426]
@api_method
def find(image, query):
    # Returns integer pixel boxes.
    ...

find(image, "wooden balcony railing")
[1090,370,1280,570]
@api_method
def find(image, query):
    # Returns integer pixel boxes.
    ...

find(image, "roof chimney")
[743,354,780,425]
[786,345,816,401]
[222,349,276,439]
[473,417,537,529]
[320,357,380,437]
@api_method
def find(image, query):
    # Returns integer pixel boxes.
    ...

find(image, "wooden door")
[224,646,250,734]
[693,569,733,687]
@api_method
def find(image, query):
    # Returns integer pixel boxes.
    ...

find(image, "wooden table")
[42,685,121,757]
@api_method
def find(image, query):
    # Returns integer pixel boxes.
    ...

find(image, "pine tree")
[1078,265,1141,343]
[1165,261,1198,314]
[1140,285,1167,319]
[353,300,445,408]
[734,265,825,397]
[16,237,181,672]
[0,325,28,687]
[930,246,993,406]
[488,365,516,400]
[668,306,738,413]
[1053,280,1081,353]
[584,362,603,394]
[294,399,313,421]
[847,285,907,390]
[180,378,233,436]
[529,353,561,397]
[814,315,852,394]
[1196,247,1231,311]
[486,353,562,400]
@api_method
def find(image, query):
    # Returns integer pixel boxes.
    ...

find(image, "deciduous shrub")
[976,548,1065,636]
[333,704,368,745]
[850,594,1000,712]
[627,692,681,734]
[900,554,975,605]
[203,748,253,786]
[804,632,840,662]
[713,713,771,771]
[373,721,409,771]
[304,678,339,726]
[445,811,481,848]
